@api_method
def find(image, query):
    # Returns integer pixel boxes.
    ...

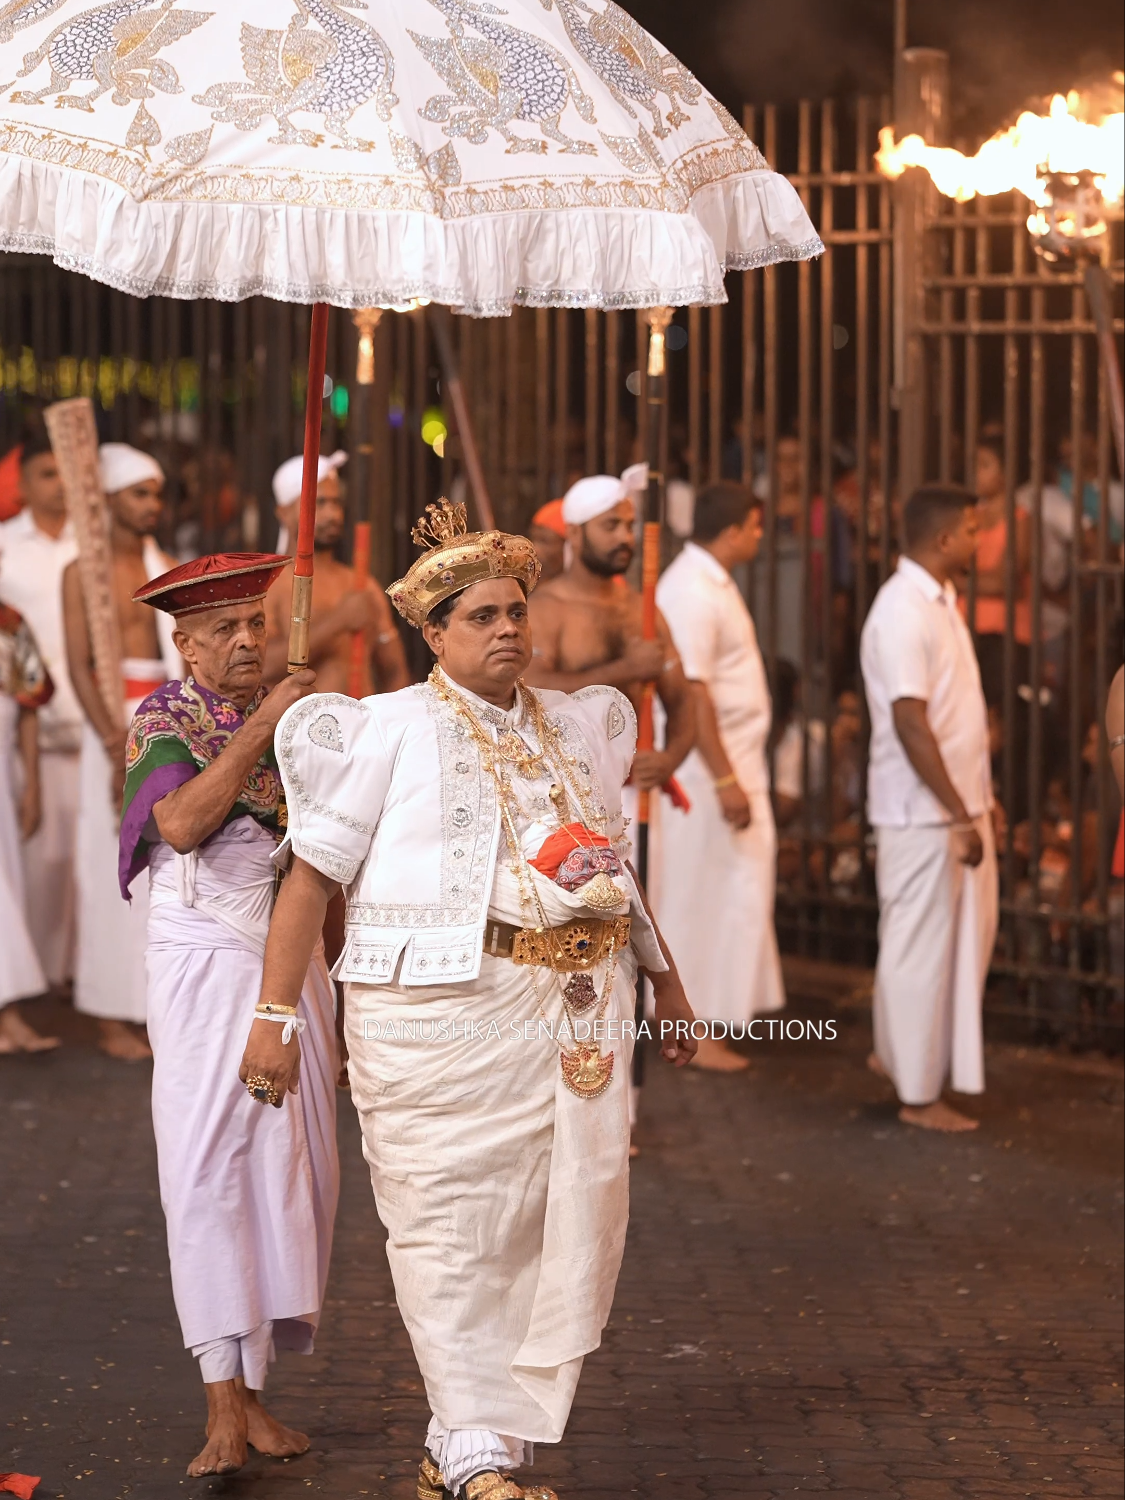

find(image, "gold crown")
[412,498,468,549]
[388,497,542,628]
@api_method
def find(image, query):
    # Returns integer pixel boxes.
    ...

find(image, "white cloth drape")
[873,817,999,1104]
[0,695,46,1007]
[21,748,78,987]
[146,817,338,1364]
[74,662,165,1022]
[346,863,634,1443]
[653,754,785,1025]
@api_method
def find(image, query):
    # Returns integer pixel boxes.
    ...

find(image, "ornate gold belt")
[483,915,631,973]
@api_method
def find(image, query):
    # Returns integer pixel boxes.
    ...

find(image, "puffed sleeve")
[566,685,638,793]
[274,692,390,886]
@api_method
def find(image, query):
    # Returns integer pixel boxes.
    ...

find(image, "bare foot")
[97,1019,151,1062]
[866,1050,890,1080]
[899,1101,979,1133]
[0,1004,60,1054]
[188,1381,247,1476]
[244,1388,310,1458]
[691,1036,751,1072]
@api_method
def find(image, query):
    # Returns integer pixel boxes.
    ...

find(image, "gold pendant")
[563,972,598,1013]
[497,728,537,766]
[580,872,627,911]
[561,1043,614,1099]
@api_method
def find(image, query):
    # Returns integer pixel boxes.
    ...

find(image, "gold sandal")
[460,1473,528,1500]
[417,1453,451,1500]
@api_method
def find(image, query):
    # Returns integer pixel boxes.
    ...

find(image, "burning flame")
[875,88,1124,207]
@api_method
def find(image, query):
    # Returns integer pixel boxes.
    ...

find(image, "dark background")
[627,0,1123,139]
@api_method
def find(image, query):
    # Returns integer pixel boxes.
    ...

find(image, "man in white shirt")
[0,424,81,987]
[655,482,785,1070]
[860,484,998,1132]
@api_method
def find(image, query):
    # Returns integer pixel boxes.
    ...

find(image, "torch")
[287,303,331,674]
[632,306,673,1094]
[1029,169,1125,478]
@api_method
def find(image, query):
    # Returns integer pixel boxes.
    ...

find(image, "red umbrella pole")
[288,302,331,673]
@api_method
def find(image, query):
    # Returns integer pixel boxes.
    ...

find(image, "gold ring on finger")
[246,1073,280,1107]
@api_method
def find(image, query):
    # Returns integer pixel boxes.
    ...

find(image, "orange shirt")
[959,517,1031,645]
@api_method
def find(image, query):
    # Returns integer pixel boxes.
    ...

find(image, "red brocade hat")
[132,552,290,616]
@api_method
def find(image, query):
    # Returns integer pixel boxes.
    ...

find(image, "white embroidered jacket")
[274,679,663,987]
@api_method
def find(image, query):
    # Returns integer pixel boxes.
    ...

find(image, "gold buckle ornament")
[510,916,630,973]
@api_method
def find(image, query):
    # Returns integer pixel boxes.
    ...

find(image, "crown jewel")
[411,499,468,550]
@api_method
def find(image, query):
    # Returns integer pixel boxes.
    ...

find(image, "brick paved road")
[2,996,1121,1500]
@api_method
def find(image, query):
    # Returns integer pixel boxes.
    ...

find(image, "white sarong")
[74,659,169,1022]
[145,817,339,1366]
[872,817,999,1104]
[652,748,785,1025]
[22,748,78,987]
[345,864,635,1444]
[0,695,46,1007]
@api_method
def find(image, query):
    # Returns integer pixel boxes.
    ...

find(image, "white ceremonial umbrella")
[0,0,822,664]
[0,0,820,310]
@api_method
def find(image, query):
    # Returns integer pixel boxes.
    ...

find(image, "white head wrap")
[561,474,630,526]
[98,443,163,495]
[272,449,348,508]
[620,461,648,495]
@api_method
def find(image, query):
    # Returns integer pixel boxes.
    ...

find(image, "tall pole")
[633,306,672,1094]
[288,302,330,673]
[892,47,948,499]
[428,305,496,530]
[1083,264,1125,479]
[348,308,383,698]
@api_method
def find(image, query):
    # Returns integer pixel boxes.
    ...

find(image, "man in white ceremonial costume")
[120,552,338,1476]
[62,444,179,1060]
[654,482,785,1071]
[860,484,998,1133]
[0,421,81,987]
[239,499,697,1500]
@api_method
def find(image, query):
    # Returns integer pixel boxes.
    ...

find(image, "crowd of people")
[0,410,1122,1491]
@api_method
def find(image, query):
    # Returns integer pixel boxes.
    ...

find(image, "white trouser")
[193,1322,274,1390]
[426,1417,531,1490]
[873,817,998,1105]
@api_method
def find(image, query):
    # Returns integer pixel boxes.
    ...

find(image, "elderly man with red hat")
[119,553,339,1478]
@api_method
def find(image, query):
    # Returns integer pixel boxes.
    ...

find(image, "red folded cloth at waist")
[530,823,612,880]
[0,1475,41,1499]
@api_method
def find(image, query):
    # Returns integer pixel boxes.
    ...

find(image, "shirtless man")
[62,444,180,1059]
[264,453,411,695]
[528,498,567,583]
[525,473,694,799]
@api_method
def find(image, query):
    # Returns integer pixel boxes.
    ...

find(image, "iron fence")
[1,88,1122,1037]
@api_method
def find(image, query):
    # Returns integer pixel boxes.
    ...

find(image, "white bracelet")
[255,1012,307,1045]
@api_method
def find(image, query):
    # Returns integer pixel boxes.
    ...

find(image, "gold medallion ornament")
[578,871,628,911]
[560,1042,615,1100]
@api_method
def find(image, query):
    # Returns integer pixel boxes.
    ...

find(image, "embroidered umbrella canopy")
[0,0,821,673]
[0,0,819,309]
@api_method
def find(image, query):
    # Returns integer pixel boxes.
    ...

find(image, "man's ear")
[171,628,193,662]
